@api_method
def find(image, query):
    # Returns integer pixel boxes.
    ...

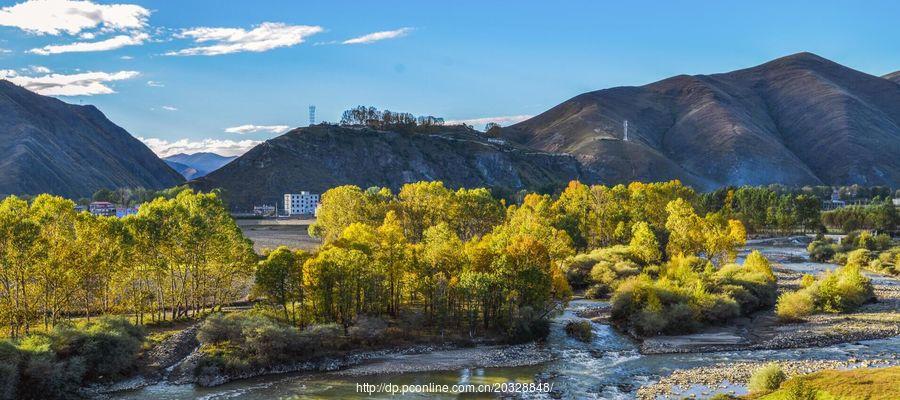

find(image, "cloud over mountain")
[225,124,290,134]
[0,69,139,96]
[140,137,262,157]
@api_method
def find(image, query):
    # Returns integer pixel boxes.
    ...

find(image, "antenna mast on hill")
[623,120,629,141]
[309,105,316,126]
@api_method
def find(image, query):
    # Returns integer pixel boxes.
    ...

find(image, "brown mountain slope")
[193,125,588,210]
[0,80,184,198]
[505,52,900,189]
[884,71,900,83]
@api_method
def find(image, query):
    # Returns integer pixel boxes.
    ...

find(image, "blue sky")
[2,0,900,156]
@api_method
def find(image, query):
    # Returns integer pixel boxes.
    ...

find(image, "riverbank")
[90,340,551,398]
[90,319,552,396]
[98,241,900,399]
[333,342,552,376]
[638,245,900,354]
[636,358,899,399]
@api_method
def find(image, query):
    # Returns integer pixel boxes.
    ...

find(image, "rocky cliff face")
[194,125,588,209]
[505,53,900,190]
[0,80,184,198]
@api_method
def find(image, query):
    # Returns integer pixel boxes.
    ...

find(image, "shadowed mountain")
[0,80,184,198]
[164,160,205,180]
[505,52,900,189]
[884,71,900,83]
[163,152,236,178]
[193,125,589,210]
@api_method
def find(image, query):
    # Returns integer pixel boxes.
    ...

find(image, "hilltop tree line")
[337,105,515,136]
[0,190,255,339]
[340,105,445,131]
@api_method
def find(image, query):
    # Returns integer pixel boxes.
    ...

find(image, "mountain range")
[504,52,900,190]
[196,52,900,209]
[164,152,236,180]
[0,80,184,199]
[192,125,586,209]
[2,52,898,207]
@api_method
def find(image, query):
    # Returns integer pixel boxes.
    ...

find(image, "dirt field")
[236,218,321,253]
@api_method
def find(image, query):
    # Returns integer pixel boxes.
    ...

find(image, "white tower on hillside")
[309,105,316,126]
[623,120,629,141]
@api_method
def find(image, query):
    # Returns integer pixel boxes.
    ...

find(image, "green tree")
[629,221,661,264]
[256,247,307,324]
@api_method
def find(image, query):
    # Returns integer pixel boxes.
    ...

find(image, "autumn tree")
[665,198,705,258]
[629,221,661,264]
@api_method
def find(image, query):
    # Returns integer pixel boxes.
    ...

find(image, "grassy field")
[236,218,321,252]
[755,367,900,400]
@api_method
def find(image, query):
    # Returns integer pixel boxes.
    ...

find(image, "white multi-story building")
[284,192,320,215]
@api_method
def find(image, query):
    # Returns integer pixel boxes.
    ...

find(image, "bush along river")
[106,240,900,399]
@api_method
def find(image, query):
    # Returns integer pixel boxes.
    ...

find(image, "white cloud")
[443,115,533,128]
[343,27,412,45]
[0,48,12,54]
[146,80,163,87]
[29,65,51,73]
[224,124,290,134]
[0,0,150,36]
[120,55,134,60]
[139,137,260,157]
[29,32,148,55]
[0,69,139,96]
[161,105,177,111]
[166,22,323,56]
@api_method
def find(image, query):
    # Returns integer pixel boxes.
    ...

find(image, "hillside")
[164,160,205,180]
[164,152,236,178]
[193,125,588,209]
[0,80,184,198]
[505,52,900,189]
[885,71,900,83]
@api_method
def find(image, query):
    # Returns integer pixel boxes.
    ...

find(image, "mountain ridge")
[884,70,900,83]
[504,52,900,189]
[0,80,184,198]
[193,125,588,209]
[163,151,237,179]
[164,160,206,180]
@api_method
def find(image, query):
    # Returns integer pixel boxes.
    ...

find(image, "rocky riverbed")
[167,343,484,387]
[636,358,899,399]
[333,342,552,376]
[640,249,900,355]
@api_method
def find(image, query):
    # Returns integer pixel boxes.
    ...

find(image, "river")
[109,244,900,399]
